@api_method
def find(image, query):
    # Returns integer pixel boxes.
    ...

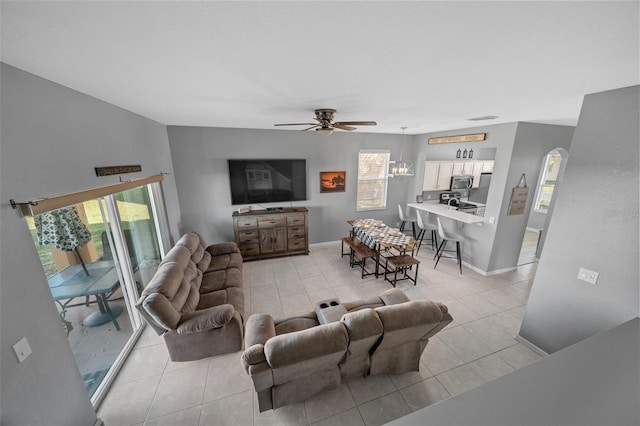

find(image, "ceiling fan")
[275,108,377,135]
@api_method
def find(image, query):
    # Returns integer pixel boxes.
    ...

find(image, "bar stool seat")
[398,204,417,238]
[384,255,420,287]
[434,217,466,274]
[415,210,438,254]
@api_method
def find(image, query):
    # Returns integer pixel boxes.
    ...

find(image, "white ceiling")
[2,1,638,135]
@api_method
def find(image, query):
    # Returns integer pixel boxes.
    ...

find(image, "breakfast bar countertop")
[408,202,485,225]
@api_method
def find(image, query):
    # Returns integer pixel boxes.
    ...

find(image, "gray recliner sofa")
[136,232,245,361]
[241,288,452,412]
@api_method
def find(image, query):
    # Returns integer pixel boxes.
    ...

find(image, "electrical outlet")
[578,267,599,285]
[13,337,32,363]
[489,216,495,224]
[427,194,431,200]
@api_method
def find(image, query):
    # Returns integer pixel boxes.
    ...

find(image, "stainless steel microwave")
[450,175,474,190]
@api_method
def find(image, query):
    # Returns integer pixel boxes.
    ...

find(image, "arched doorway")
[518,148,569,265]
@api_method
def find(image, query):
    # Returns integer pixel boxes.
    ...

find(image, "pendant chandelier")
[389,127,415,177]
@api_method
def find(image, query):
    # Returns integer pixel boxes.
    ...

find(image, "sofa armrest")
[379,288,411,305]
[245,314,276,348]
[242,314,277,390]
[206,242,240,257]
[176,304,234,334]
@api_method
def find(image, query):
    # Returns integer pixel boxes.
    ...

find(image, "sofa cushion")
[339,308,384,379]
[207,252,242,273]
[197,289,228,310]
[225,286,245,318]
[265,322,348,373]
[201,267,242,293]
[160,245,192,270]
[274,312,319,335]
[206,241,240,256]
[196,248,212,273]
[142,262,184,300]
[176,232,201,253]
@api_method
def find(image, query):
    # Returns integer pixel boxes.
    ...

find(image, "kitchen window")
[534,150,562,213]
[357,150,390,211]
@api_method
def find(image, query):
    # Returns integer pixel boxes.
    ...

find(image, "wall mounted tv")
[228,159,307,205]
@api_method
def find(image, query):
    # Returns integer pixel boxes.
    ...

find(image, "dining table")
[349,219,415,277]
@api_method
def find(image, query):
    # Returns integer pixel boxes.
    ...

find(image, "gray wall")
[0,64,182,425]
[166,126,412,245]
[520,85,640,353]
[490,122,575,271]
[408,122,573,273]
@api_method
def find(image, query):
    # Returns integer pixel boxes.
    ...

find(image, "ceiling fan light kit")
[315,128,334,136]
[275,108,376,134]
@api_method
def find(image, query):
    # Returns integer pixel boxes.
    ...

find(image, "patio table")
[47,260,123,331]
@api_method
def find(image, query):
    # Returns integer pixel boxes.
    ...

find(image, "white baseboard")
[462,261,518,276]
[309,240,341,248]
[515,335,549,357]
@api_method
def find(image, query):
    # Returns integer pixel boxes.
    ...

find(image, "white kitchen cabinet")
[436,162,454,190]
[453,162,473,175]
[472,161,494,188]
[422,162,440,190]
[424,160,494,191]
[482,161,494,173]
[423,161,454,190]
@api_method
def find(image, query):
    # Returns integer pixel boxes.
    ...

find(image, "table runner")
[351,219,413,249]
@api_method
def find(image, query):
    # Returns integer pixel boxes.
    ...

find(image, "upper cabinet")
[423,161,454,191]
[423,162,440,191]
[423,160,494,190]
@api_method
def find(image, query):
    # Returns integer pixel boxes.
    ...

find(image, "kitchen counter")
[408,202,484,225]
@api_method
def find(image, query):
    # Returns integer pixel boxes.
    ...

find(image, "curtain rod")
[10,173,168,217]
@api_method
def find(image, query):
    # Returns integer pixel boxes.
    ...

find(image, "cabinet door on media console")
[258,216,287,253]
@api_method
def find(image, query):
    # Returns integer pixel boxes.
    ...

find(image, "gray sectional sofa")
[241,288,452,412]
[136,232,245,361]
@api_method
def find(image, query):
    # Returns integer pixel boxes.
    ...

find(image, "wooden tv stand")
[232,207,309,260]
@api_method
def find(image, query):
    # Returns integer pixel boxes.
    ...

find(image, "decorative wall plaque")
[95,165,142,176]
[507,174,529,216]
[428,133,487,144]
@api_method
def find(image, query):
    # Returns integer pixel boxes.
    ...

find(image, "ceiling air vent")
[468,115,499,121]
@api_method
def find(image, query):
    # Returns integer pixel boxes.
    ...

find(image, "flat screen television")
[228,159,307,205]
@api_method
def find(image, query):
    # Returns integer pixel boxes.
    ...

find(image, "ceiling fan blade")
[333,123,356,131]
[274,122,317,127]
[334,121,377,126]
[301,124,321,131]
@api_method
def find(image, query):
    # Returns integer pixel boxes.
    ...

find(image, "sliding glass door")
[27,181,168,405]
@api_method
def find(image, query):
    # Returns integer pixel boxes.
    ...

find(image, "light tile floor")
[98,241,543,426]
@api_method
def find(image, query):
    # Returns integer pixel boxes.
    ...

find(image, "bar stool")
[398,204,417,238]
[434,217,466,274]
[415,210,438,255]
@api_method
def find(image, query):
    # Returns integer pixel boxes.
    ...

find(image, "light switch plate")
[578,267,599,285]
[13,337,32,363]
